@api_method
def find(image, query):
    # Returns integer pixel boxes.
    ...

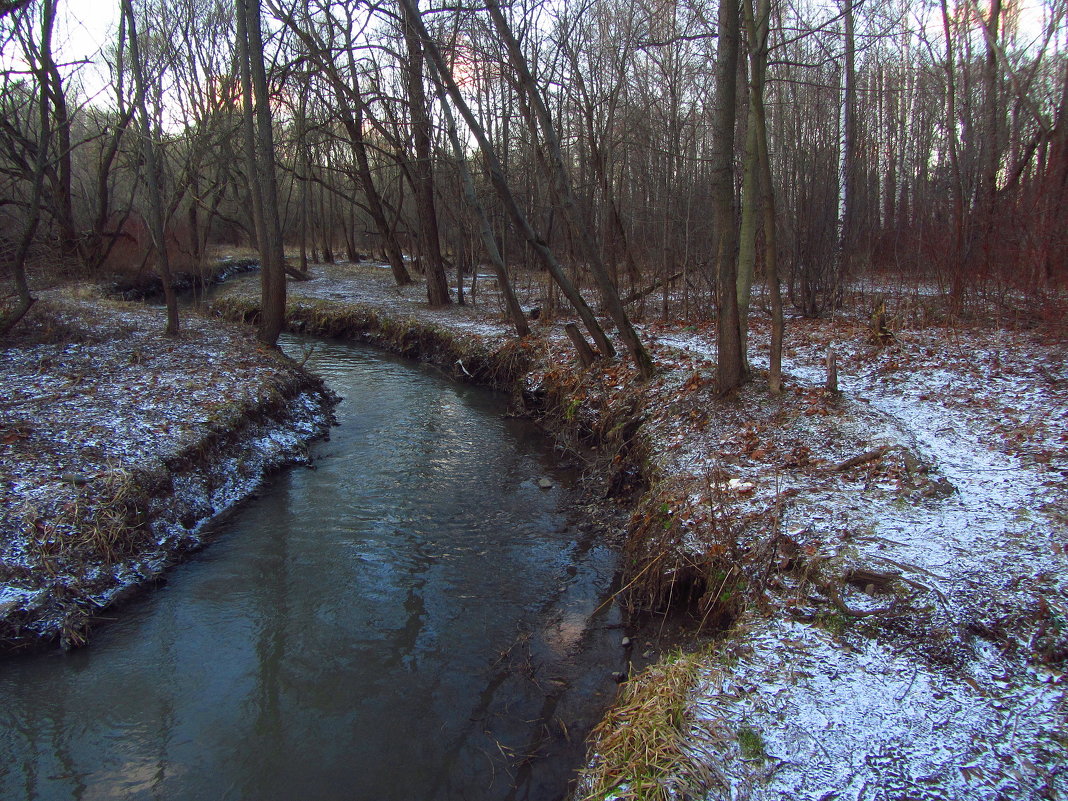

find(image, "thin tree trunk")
[744,0,783,394]
[334,30,412,285]
[713,0,743,392]
[1041,62,1068,282]
[940,0,966,290]
[40,21,78,263]
[297,80,309,273]
[483,0,654,380]
[836,0,857,287]
[400,0,450,306]
[737,112,759,374]
[335,93,412,284]
[123,0,179,335]
[978,0,1003,283]
[237,1,263,253]
[237,0,286,345]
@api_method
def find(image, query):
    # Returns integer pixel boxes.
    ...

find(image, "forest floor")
[2,259,1062,795]
[0,286,335,649]
[212,261,1068,800]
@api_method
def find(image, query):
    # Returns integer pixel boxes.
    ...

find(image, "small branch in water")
[298,343,317,367]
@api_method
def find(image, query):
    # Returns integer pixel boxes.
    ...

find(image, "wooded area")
[1,0,1065,383]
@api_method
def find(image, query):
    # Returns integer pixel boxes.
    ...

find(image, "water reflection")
[0,337,621,801]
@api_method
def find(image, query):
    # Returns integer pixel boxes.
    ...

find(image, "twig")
[895,665,921,702]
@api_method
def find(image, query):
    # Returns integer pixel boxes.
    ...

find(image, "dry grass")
[577,647,721,801]
[22,469,147,563]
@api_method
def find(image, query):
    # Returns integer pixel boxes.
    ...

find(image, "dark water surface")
[0,336,623,801]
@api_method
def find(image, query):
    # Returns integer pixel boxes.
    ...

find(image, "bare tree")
[713,0,743,392]
[483,0,655,379]
[397,0,615,359]
[400,0,450,306]
[236,0,286,345]
[0,0,52,335]
[433,72,529,337]
[122,0,180,335]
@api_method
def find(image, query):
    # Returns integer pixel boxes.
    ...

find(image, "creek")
[0,335,625,801]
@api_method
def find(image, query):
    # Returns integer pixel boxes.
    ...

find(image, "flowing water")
[0,336,625,801]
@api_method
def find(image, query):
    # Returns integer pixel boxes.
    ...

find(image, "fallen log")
[833,445,890,472]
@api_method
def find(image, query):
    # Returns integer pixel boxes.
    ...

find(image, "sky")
[55,3,120,102]
[12,0,1065,108]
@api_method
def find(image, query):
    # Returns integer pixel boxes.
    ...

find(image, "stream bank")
[0,334,632,801]
[2,262,1063,796]
[0,287,335,650]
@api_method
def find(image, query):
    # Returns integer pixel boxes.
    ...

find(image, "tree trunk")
[741,0,782,393]
[400,0,450,306]
[713,0,743,393]
[297,80,309,273]
[237,0,286,345]
[323,76,412,284]
[836,0,857,286]
[123,0,179,335]
[978,0,1003,283]
[737,112,759,374]
[939,0,966,294]
[40,19,79,263]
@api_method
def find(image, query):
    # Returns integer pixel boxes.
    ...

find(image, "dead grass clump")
[578,648,716,801]
[24,468,151,568]
[523,360,651,496]
[2,299,104,346]
[620,477,751,631]
[486,335,542,387]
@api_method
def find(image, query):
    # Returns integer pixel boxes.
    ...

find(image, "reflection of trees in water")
[250,498,289,795]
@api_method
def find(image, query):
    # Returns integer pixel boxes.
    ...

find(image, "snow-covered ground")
[181,262,1068,794]
[633,314,1067,799]
[0,288,335,647]
[268,263,1068,796]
